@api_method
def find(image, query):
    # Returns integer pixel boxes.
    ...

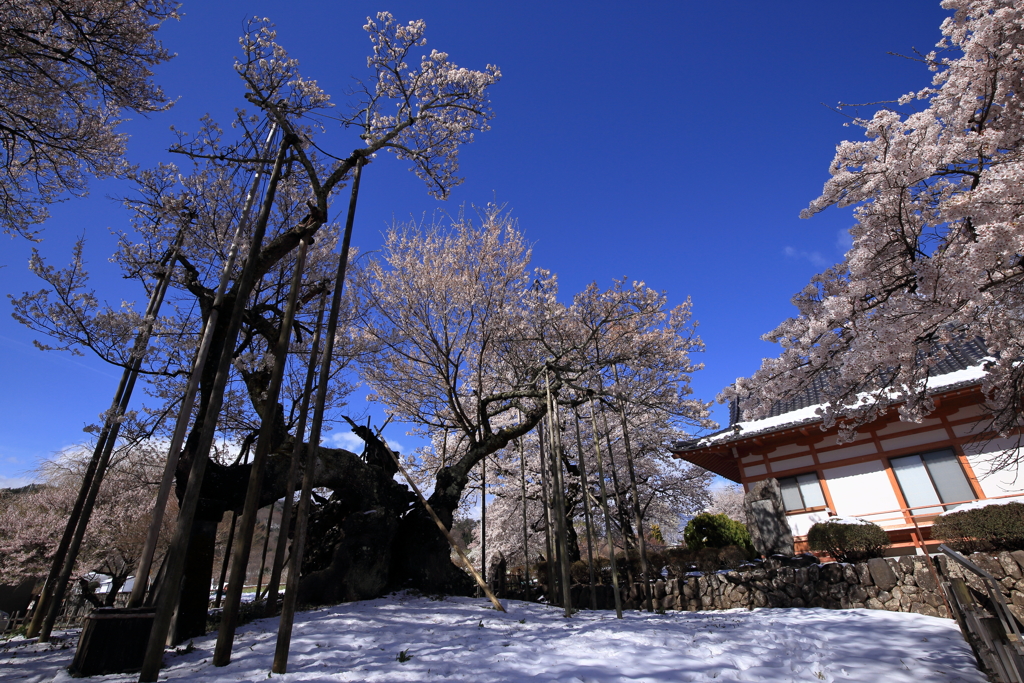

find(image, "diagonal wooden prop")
[364,419,505,613]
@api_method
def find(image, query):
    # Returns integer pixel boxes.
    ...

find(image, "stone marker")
[743,479,795,557]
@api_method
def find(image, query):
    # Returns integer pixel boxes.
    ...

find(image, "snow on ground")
[0,594,985,683]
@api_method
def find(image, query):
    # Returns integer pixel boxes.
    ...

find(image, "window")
[778,473,827,512]
[890,449,975,515]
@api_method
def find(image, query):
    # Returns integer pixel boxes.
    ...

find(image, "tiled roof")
[729,337,990,427]
[673,337,991,457]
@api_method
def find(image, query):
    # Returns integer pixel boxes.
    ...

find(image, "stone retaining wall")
[568,550,1024,622]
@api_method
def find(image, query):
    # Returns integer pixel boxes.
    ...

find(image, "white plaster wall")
[766,443,807,459]
[771,454,815,473]
[817,441,877,464]
[875,418,942,437]
[880,429,948,452]
[743,464,767,477]
[823,460,902,519]
[964,441,1024,497]
[786,510,830,538]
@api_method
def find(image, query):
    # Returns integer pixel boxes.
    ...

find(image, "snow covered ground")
[0,594,985,682]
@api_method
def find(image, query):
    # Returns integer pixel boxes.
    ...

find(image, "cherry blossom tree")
[727,0,1024,461]
[0,442,174,603]
[705,484,747,524]
[0,0,179,239]
[12,14,501,640]
[349,206,713,593]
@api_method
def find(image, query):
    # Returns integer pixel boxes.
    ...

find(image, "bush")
[931,502,1024,553]
[807,519,890,562]
[683,513,754,554]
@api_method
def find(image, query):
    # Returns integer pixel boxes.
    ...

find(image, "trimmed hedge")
[931,502,1024,553]
[683,513,754,554]
[807,519,890,562]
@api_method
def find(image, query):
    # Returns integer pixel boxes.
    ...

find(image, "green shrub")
[807,519,890,562]
[931,502,1024,553]
[683,513,754,554]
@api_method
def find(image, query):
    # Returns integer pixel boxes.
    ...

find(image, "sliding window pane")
[922,449,975,509]
[891,454,942,515]
[779,477,805,512]
[797,473,826,508]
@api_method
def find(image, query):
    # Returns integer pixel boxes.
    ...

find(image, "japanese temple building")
[672,340,1024,555]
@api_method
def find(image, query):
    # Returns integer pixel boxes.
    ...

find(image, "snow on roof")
[674,358,989,453]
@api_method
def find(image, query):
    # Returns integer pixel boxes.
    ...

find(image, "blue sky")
[0,1,953,486]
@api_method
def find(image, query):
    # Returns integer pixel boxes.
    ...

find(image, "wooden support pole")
[214,512,238,609]
[214,235,310,666]
[573,408,598,610]
[139,134,292,683]
[601,409,635,588]
[264,294,326,617]
[612,373,654,613]
[129,124,279,609]
[481,456,487,585]
[589,395,623,618]
[536,420,557,604]
[517,426,531,600]
[544,368,573,617]
[37,231,183,642]
[379,432,506,613]
[255,501,277,599]
[272,159,364,675]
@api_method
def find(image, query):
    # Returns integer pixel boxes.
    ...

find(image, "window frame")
[888,448,977,515]
[777,472,828,514]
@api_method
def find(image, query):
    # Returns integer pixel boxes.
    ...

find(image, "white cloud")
[324,431,406,456]
[835,228,854,253]
[783,245,830,269]
[0,475,34,489]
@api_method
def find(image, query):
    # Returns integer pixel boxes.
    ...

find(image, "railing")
[940,544,1024,683]
[845,492,1024,531]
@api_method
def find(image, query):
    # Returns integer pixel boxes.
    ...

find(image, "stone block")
[877,590,892,604]
[868,557,899,592]
[866,598,885,610]
[970,553,1004,580]
[849,586,868,603]
[822,563,844,583]
[911,602,939,617]
[866,586,879,599]
[915,564,939,592]
[1010,550,1024,573]
[898,556,916,575]
[884,598,901,611]
[807,565,820,583]
[843,564,859,585]
[662,595,674,611]
[654,580,666,600]
[856,562,873,586]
